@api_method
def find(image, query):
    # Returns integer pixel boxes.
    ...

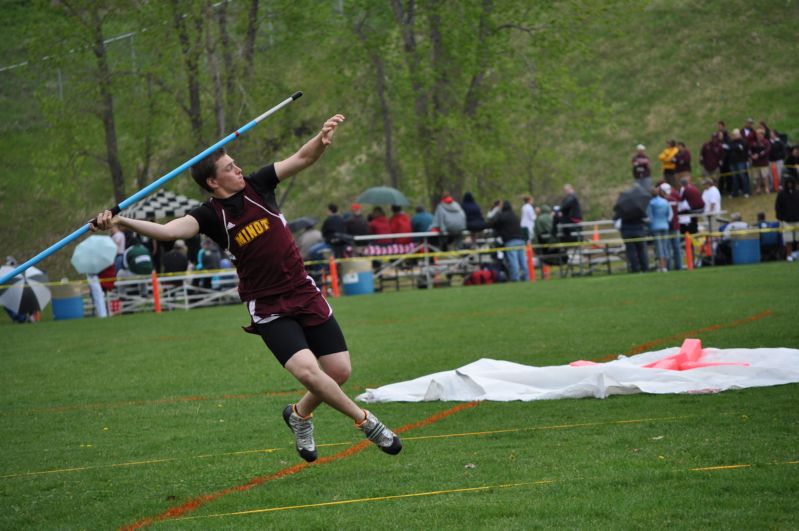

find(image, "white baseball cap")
[636,144,646,150]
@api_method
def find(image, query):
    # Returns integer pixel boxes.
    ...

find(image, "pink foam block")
[569,360,599,367]
[680,361,750,370]
[646,357,681,370]
[680,338,703,362]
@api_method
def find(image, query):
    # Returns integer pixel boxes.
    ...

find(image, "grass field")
[2,263,798,529]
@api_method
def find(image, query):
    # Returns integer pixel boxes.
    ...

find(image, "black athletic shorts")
[255,315,348,366]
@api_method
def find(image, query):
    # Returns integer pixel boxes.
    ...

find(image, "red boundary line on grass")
[591,309,773,363]
[119,401,479,530]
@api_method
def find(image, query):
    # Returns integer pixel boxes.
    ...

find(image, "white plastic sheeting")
[356,347,799,403]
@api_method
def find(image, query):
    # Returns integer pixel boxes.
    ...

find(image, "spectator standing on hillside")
[345,203,369,237]
[741,118,757,145]
[775,178,799,261]
[728,129,751,198]
[679,176,705,234]
[717,123,732,194]
[321,203,349,257]
[631,144,652,190]
[673,142,692,182]
[749,129,772,194]
[768,129,787,189]
[411,205,433,234]
[648,185,673,273]
[431,194,466,251]
[520,195,537,243]
[389,205,412,244]
[368,206,392,246]
[658,140,679,187]
[488,200,529,281]
[700,134,724,182]
[558,184,583,243]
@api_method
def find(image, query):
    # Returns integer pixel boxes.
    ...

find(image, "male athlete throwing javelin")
[92,114,401,461]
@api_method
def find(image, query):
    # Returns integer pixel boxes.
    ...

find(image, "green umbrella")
[356,186,410,206]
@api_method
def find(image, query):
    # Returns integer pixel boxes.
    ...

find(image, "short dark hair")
[391,204,402,213]
[328,203,338,213]
[191,148,227,192]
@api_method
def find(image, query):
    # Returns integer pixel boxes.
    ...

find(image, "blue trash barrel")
[51,284,84,320]
[341,259,374,296]
[731,237,761,265]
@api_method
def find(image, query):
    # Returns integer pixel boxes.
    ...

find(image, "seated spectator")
[716,213,748,265]
[122,237,154,275]
[345,203,370,237]
[411,205,433,234]
[389,205,413,244]
[196,237,222,289]
[321,204,351,257]
[431,193,466,251]
[368,206,392,245]
[295,226,325,261]
[162,239,189,274]
[462,192,486,233]
[533,205,560,266]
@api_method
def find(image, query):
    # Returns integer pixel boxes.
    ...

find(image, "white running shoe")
[283,404,317,462]
[357,410,402,455]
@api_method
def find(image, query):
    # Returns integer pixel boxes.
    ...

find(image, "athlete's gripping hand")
[321,114,345,145]
[90,210,117,232]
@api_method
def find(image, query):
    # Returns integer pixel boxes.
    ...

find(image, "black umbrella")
[288,216,317,233]
[614,184,651,222]
[356,186,410,206]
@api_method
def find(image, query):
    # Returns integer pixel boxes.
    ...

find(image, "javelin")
[0,91,303,286]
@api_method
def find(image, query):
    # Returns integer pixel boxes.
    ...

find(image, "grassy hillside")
[555,0,799,213]
[1,0,797,280]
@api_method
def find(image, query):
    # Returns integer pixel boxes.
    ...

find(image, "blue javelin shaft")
[1,91,303,286]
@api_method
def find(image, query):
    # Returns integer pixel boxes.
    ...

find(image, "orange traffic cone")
[328,256,340,298]
[684,233,694,271]
[526,243,536,282]
[591,224,600,248]
[151,270,162,313]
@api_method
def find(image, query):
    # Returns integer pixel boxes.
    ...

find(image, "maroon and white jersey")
[188,165,309,301]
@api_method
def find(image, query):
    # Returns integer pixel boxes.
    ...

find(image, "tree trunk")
[89,5,125,203]
[241,0,260,78]
[137,73,156,190]
[170,0,204,147]
[205,1,226,136]
[354,17,402,189]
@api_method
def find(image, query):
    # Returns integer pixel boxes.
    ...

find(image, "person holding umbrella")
[91,114,401,462]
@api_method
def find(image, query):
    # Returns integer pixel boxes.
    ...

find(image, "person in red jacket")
[700,134,725,182]
[750,128,772,194]
[389,205,413,244]
[368,206,393,245]
[679,176,705,234]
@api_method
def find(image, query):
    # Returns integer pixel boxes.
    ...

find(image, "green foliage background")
[1,0,797,279]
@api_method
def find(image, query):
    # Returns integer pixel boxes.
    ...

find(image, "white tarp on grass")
[356,347,799,403]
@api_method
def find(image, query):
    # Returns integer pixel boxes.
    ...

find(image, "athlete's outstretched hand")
[321,114,345,145]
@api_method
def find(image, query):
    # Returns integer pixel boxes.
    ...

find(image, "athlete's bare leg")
[284,349,363,421]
